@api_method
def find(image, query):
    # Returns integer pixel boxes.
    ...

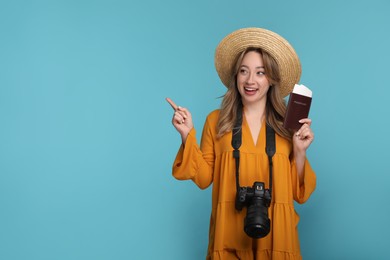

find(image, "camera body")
[235,182,271,238]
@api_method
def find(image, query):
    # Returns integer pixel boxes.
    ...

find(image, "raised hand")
[293,118,314,156]
[166,97,194,143]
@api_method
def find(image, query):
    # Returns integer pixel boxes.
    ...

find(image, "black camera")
[235,182,271,238]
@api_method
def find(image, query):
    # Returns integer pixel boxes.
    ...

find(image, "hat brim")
[215,28,301,97]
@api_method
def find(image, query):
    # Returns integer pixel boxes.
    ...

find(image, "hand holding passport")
[283,84,312,130]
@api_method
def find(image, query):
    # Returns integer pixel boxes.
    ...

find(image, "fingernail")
[299,119,303,123]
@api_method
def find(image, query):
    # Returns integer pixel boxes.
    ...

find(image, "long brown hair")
[216,47,292,140]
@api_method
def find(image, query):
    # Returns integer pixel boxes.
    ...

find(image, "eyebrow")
[240,65,265,69]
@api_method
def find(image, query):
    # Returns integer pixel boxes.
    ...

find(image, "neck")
[242,99,267,120]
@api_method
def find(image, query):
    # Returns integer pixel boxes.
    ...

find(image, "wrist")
[180,127,193,144]
[293,149,306,161]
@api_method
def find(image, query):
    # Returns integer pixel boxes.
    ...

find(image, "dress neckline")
[242,115,266,151]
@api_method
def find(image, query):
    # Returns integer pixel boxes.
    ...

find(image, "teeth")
[244,87,257,91]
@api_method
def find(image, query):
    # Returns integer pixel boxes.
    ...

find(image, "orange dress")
[172,110,316,260]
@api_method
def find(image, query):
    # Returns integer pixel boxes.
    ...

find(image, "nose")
[246,72,255,84]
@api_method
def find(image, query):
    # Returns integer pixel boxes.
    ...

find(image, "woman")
[167,28,316,260]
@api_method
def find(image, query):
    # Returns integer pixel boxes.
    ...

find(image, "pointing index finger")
[166,97,178,111]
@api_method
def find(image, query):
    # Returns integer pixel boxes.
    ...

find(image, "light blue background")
[1,0,389,259]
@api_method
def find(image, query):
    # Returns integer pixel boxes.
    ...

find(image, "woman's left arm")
[292,118,314,186]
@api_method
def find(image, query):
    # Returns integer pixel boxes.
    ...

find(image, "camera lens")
[244,197,270,238]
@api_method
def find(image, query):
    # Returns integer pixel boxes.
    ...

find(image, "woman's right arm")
[172,118,215,189]
[167,98,214,189]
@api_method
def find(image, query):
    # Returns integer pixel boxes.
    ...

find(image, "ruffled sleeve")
[291,158,316,204]
[172,116,215,189]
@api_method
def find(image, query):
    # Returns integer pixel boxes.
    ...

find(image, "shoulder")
[206,109,220,122]
[201,109,220,134]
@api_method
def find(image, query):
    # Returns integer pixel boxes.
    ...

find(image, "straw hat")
[215,27,301,97]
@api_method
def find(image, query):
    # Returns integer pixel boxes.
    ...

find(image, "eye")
[239,69,248,75]
[257,71,266,75]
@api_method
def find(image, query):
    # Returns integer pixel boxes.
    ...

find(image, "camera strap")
[231,105,276,195]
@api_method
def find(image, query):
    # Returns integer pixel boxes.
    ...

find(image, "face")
[236,51,270,105]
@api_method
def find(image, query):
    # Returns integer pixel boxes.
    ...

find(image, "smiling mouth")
[244,87,258,92]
